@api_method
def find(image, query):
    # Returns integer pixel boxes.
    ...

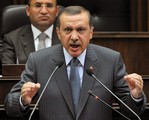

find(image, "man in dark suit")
[2,0,60,64]
[5,6,146,120]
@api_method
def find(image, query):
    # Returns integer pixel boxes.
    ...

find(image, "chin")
[70,52,81,57]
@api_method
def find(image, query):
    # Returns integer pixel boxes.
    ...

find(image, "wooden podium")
[0,64,25,108]
[0,64,39,119]
[2,64,25,76]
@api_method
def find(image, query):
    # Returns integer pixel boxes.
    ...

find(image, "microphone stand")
[28,65,59,120]
[88,90,131,120]
[91,73,141,120]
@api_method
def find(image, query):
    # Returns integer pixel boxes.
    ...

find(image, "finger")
[35,83,41,89]
[22,82,39,91]
[125,73,142,81]
[124,73,143,85]
[21,83,33,95]
[21,82,40,96]
[124,74,144,93]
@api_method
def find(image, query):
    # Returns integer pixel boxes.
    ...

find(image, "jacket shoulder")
[5,25,31,37]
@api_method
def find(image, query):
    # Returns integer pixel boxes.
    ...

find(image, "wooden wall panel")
[92,32,149,75]
[130,0,148,31]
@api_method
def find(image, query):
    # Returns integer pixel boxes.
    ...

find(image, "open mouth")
[70,44,79,48]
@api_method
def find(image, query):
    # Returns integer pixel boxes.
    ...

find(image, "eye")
[64,27,72,33]
[33,3,42,8]
[46,3,54,8]
[31,3,54,8]
[77,28,86,33]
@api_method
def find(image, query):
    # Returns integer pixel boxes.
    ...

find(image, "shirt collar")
[31,24,54,40]
[63,47,86,66]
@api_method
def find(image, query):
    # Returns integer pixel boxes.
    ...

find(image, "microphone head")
[57,60,63,68]
[88,90,93,95]
[86,69,94,76]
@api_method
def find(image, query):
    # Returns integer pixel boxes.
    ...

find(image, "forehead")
[60,12,89,26]
[30,0,56,3]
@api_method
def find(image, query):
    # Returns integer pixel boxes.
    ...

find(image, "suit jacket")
[2,24,60,64]
[5,44,146,120]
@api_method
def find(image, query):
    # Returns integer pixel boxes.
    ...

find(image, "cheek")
[59,34,69,44]
[81,36,90,47]
[48,11,55,17]
[61,32,70,39]
[29,16,38,23]
[28,11,38,20]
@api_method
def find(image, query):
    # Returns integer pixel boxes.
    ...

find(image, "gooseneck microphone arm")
[86,69,141,120]
[29,61,63,120]
[88,90,131,120]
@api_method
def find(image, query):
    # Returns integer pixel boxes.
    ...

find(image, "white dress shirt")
[63,47,86,87]
[31,24,53,51]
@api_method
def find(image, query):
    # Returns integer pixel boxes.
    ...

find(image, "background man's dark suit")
[2,24,60,64]
[5,44,146,120]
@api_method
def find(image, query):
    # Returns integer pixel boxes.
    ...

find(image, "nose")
[40,5,48,13]
[71,31,78,41]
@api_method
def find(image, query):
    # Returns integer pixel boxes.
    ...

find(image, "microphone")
[29,61,63,120]
[86,69,141,120]
[88,90,131,120]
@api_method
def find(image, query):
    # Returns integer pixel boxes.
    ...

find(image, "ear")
[90,27,94,39]
[56,5,60,17]
[56,27,61,40]
[26,5,30,17]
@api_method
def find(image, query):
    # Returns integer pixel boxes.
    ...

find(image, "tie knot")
[71,57,79,67]
[39,33,47,41]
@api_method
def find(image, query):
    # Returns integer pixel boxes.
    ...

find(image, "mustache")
[70,40,80,44]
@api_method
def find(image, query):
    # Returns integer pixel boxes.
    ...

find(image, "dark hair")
[56,6,93,28]
[27,0,57,5]
[26,0,30,4]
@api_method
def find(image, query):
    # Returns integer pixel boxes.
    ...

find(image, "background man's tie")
[70,57,80,114]
[38,32,47,50]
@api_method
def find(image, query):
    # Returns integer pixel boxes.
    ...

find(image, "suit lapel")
[52,45,75,117]
[55,64,75,117]
[76,44,101,119]
[19,25,35,57]
[51,24,61,45]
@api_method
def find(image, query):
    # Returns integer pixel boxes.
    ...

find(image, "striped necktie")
[37,33,47,50]
[70,57,80,114]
